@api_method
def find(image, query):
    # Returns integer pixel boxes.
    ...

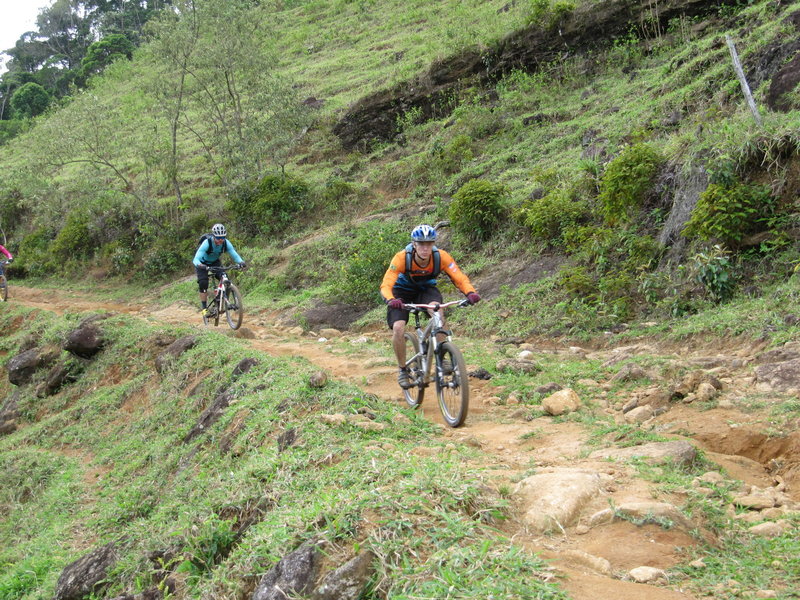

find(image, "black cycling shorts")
[196,261,222,292]
[386,286,443,329]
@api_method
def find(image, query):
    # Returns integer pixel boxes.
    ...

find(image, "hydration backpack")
[405,244,440,279]
[198,233,228,254]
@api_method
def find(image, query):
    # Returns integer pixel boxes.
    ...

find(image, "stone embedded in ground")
[496,358,541,374]
[561,549,612,576]
[54,542,117,600]
[695,381,718,402]
[541,388,581,416]
[64,324,105,358]
[252,539,322,600]
[154,335,198,374]
[628,566,667,583]
[589,440,697,466]
[310,550,374,600]
[754,358,800,391]
[514,468,610,533]
[748,520,791,538]
[624,405,653,423]
[609,363,648,383]
[309,371,328,388]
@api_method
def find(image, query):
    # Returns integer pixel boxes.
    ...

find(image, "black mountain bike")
[401,299,470,427]
[202,265,244,330]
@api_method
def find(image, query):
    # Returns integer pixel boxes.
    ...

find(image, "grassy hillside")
[0,0,797,342]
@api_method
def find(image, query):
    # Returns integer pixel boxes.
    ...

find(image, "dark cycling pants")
[196,261,222,293]
[386,286,443,329]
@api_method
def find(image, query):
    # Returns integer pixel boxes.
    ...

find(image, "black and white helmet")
[211,223,227,237]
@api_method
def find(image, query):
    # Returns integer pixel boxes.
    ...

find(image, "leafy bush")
[522,189,590,246]
[430,134,473,175]
[682,182,774,246]
[599,143,663,223]
[449,179,509,245]
[14,228,55,276]
[228,174,310,236]
[690,244,735,302]
[50,212,101,260]
[526,0,576,28]
[338,221,409,305]
[319,176,357,211]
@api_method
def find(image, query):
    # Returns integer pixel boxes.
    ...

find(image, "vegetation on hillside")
[0,0,798,331]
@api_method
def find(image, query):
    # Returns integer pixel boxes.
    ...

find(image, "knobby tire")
[436,341,469,427]
[0,274,7,302]
[225,284,243,330]
[403,332,425,408]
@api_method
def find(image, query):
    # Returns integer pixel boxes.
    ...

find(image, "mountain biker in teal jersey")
[192,223,246,317]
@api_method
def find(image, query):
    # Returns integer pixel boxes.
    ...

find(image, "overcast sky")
[0,0,50,73]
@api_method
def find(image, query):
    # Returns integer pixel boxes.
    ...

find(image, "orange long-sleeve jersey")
[380,246,476,301]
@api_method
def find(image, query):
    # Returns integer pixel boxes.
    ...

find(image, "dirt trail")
[9,284,791,600]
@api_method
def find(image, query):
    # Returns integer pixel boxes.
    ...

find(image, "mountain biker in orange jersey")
[192,223,246,317]
[380,224,480,389]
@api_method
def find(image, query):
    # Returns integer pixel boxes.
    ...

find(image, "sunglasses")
[213,236,226,241]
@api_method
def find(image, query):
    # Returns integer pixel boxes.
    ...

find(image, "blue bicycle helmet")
[411,224,436,242]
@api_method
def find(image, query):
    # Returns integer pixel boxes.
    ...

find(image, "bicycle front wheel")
[224,284,243,330]
[436,341,469,427]
[403,332,425,408]
[0,274,6,302]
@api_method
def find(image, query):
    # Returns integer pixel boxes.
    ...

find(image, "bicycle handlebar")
[402,299,470,311]
[205,264,243,273]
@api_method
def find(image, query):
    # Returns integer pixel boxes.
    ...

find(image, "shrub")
[682,182,774,246]
[449,179,509,245]
[430,134,474,175]
[338,221,409,305]
[228,174,310,236]
[690,244,735,302]
[599,143,663,223]
[319,176,357,211]
[522,189,590,246]
[50,212,101,261]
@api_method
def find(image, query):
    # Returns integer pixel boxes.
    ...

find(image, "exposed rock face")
[155,335,198,374]
[0,390,19,435]
[64,324,105,358]
[754,358,800,391]
[762,12,800,112]
[6,348,43,385]
[310,551,375,600]
[184,390,233,443]
[54,543,118,600]
[251,540,322,600]
[334,0,745,150]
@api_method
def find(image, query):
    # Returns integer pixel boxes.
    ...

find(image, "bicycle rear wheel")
[403,332,425,408]
[0,274,6,302]
[224,284,243,330]
[436,341,469,427]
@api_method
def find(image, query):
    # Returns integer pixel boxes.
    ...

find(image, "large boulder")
[6,348,41,385]
[6,346,60,386]
[514,468,610,533]
[754,358,800,391]
[64,324,105,358]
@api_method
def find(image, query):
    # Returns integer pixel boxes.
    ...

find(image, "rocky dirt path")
[10,285,800,600]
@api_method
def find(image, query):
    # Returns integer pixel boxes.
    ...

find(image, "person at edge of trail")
[380,224,480,389]
[192,223,246,317]
[0,243,14,270]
